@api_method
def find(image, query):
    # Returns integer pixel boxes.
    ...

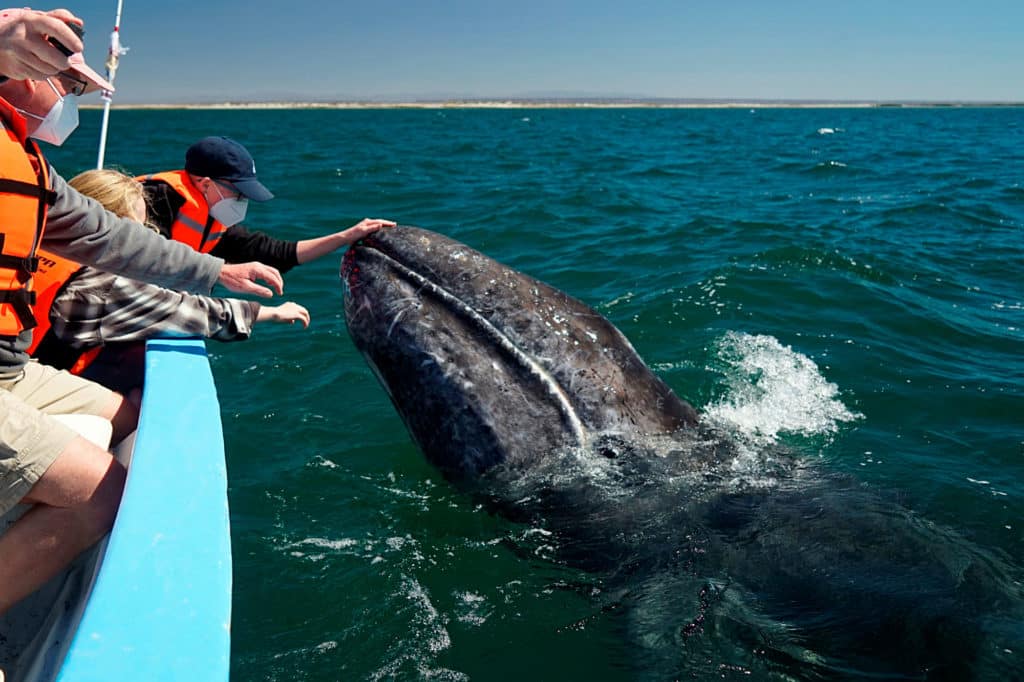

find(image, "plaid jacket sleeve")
[49,267,261,348]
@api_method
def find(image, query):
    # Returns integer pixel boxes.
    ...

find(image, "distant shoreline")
[81,99,1024,111]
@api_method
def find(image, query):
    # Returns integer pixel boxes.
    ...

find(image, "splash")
[704,332,862,447]
[369,576,468,681]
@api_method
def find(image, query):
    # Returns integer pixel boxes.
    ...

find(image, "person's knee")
[25,437,128,542]
[102,392,139,445]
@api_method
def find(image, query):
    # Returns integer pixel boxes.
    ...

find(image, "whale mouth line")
[346,241,590,449]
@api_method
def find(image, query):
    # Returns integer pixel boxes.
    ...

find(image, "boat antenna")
[96,0,128,169]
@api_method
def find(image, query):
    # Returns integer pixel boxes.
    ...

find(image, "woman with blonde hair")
[64,168,156,232]
[29,168,310,394]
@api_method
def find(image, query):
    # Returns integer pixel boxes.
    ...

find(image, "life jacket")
[0,102,57,336]
[24,249,102,374]
[136,170,225,253]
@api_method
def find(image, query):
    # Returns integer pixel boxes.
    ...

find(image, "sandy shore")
[80,99,1024,111]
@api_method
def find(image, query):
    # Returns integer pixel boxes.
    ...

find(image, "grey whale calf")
[341,225,1021,680]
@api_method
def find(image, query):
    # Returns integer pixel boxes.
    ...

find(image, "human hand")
[343,218,396,242]
[296,219,397,265]
[0,8,83,80]
[259,302,310,328]
[218,261,283,298]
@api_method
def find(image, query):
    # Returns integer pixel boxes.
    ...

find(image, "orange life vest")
[136,170,225,253]
[24,248,102,374]
[0,101,56,336]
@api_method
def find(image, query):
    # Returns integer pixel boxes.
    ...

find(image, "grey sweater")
[0,167,224,378]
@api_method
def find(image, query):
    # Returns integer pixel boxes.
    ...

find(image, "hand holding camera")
[0,8,84,81]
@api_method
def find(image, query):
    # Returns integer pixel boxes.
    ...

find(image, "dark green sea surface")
[50,107,1023,680]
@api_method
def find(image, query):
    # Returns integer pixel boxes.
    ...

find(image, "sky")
[64,0,1023,105]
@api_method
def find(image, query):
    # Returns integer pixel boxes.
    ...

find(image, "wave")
[703,332,862,448]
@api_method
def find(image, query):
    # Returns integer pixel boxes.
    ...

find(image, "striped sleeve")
[49,267,260,348]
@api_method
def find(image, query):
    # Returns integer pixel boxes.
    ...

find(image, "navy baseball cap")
[185,136,274,202]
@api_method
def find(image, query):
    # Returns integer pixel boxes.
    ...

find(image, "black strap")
[0,177,57,205]
[200,213,215,251]
[0,234,38,274]
[0,235,37,272]
[0,288,38,330]
[0,254,38,272]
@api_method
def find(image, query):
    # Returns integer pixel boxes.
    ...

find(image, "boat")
[0,338,232,681]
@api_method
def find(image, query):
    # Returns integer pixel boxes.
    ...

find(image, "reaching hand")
[343,218,396,242]
[218,261,283,298]
[259,302,310,328]
[0,8,83,80]
[295,219,397,265]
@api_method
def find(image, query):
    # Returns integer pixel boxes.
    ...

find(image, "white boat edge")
[0,337,232,681]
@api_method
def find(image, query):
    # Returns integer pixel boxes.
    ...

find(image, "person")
[139,135,395,271]
[29,168,311,396]
[0,8,283,616]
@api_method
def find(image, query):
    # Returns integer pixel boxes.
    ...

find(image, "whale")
[341,225,1022,680]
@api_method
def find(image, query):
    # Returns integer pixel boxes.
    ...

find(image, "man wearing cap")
[141,136,395,274]
[0,7,284,616]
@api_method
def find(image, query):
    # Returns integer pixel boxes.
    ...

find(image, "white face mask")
[209,182,249,226]
[22,79,79,146]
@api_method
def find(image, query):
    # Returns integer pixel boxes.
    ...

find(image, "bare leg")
[0,436,126,615]
[101,391,138,447]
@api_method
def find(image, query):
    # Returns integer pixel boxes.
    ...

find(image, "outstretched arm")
[295,218,396,265]
[49,269,263,346]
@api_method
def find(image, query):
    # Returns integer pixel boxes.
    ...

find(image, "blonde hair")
[69,168,156,232]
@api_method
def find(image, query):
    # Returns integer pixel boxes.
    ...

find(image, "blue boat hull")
[0,339,232,682]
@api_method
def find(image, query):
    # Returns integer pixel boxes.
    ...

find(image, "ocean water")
[50,106,1022,680]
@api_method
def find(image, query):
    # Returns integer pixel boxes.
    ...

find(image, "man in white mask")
[13,73,79,145]
[140,136,395,274]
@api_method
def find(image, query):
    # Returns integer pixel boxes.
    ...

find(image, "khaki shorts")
[0,361,114,515]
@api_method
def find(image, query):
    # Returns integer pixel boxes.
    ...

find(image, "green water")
[49,107,1023,680]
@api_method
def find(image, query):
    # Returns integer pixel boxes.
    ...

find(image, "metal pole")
[96,0,126,169]
[97,97,113,169]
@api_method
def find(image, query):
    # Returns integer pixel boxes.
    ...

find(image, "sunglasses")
[54,72,88,97]
[212,179,245,201]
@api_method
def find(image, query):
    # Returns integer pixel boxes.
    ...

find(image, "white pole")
[96,98,112,169]
[96,0,126,169]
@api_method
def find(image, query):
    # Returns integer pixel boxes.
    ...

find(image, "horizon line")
[82,97,1024,110]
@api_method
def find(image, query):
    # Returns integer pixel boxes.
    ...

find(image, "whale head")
[341,225,699,483]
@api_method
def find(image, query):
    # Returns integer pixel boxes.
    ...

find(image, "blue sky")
[67,0,1022,104]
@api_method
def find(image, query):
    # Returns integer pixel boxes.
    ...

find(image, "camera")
[47,19,85,57]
